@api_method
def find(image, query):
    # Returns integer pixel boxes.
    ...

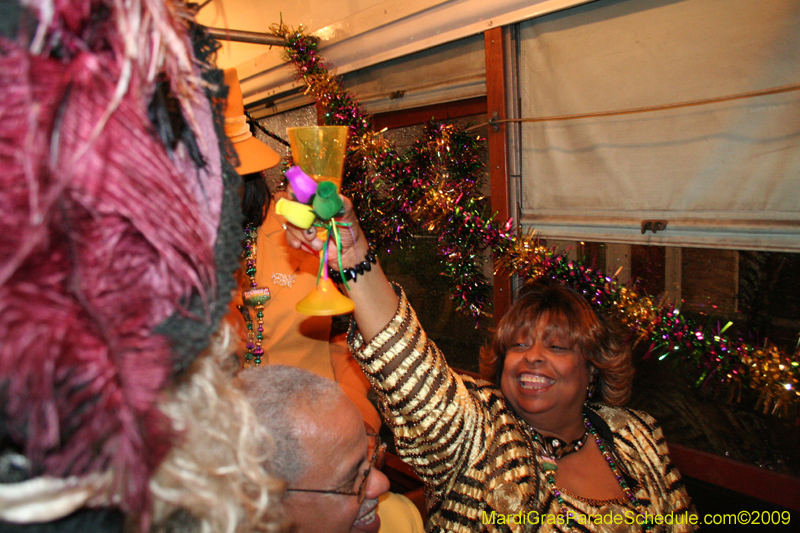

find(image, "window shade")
[517,0,800,251]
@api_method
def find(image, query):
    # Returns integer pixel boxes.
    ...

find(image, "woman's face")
[500,330,591,431]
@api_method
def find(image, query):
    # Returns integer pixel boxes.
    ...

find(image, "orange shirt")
[254,205,335,378]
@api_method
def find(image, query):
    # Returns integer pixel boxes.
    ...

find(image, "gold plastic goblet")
[287,125,348,191]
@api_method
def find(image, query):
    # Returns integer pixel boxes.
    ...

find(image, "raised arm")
[283,197,492,496]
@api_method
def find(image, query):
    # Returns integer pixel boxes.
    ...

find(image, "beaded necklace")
[239,224,268,366]
[540,417,654,532]
[529,428,589,460]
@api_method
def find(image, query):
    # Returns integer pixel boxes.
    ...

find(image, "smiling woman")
[486,281,634,436]
[283,196,698,532]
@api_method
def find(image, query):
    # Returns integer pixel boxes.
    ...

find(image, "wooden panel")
[669,443,800,511]
[316,102,326,125]
[484,27,512,320]
[371,97,487,130]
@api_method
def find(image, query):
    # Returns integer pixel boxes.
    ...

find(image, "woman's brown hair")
[479,279,634,406]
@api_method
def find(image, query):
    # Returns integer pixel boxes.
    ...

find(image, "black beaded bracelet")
[328,244,377,284]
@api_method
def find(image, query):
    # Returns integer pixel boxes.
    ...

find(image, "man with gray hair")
[240,365,395,533]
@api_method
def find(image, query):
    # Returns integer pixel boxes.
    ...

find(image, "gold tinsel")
[494,228,549,281]
[271,21,800,420]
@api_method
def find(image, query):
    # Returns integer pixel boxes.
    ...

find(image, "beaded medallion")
[240,224,269,366]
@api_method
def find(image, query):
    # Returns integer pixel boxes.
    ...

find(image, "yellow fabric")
[377,492,425,533]
[349,285,697,533]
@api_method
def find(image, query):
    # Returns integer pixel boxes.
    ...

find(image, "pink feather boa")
[0,0,223,518]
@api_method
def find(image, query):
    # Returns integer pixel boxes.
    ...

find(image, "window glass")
[379,117,493,374]
[559,240,800,476]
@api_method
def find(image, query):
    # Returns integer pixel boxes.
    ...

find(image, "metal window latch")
[489,111,500,131]
[641,220,668,234]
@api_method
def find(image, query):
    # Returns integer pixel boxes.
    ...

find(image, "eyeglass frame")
[285,432,386,503]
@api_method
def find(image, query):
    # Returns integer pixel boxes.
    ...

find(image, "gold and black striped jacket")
[349,286,696,532]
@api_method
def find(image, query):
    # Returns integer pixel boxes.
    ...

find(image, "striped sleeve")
[611,408,698,532]
[639,412,697,531]
[348,285,489,496]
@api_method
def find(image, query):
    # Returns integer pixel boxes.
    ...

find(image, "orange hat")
[223,68,280,174]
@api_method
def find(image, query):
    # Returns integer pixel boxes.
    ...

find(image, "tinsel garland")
[271,23,799,419]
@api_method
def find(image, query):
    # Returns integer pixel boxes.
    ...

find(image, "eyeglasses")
[286,433,386,503]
